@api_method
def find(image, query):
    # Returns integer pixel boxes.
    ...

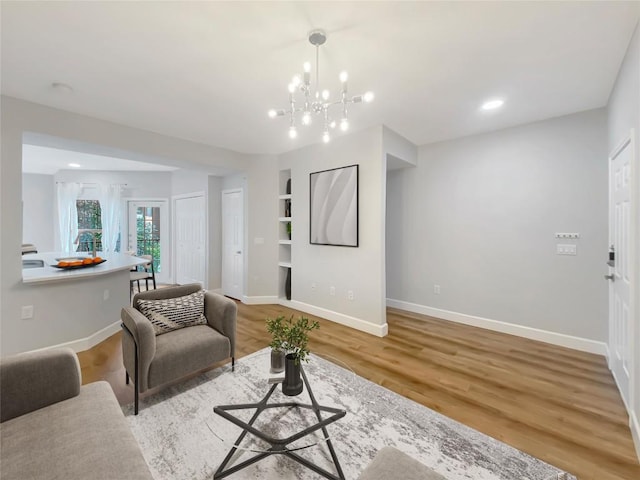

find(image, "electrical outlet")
[347,290,354,301]
[103,289,110,301]
[311,282,316,291]
[21,305,34,320]
[556,244,577,255]
[329,286,336,296]
[433,284,441,295]
[555,232,581,239]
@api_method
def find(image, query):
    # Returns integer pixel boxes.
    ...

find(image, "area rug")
[123,349,576,480]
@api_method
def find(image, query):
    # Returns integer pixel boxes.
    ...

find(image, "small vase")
[286,178,291,195]
[282,353,303,396]
[285,268,291,300]
[270,349,285,373]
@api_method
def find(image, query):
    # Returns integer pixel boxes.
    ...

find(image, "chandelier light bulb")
[363,91,375,103]
[288,83,295,93]
[322,90,330,101]
[289,126,297,139]
[268,109,277,118]
[303,62,311,73]
[302,112,311,125]
[329,120,336,129]
[339,71,348,83]
[340,118,349,131]
[323,131,331,143]
[292,75,301,87]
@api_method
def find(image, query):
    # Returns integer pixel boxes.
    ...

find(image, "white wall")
[22,173,55,252]
[279,127,387,335]
[607,21,640,460]
[207,175,223,290]
[387,109,608,348]
[0,96,249,355]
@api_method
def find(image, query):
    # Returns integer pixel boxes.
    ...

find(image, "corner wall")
[386,109,608,352]
[279,127,387,335]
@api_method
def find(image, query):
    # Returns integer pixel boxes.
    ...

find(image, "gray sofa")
[359,446,446,480]
[0,348,152,480]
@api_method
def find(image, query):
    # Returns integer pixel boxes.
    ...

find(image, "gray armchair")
[121,284,237,414]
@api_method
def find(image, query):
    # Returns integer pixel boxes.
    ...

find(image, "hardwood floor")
[77,302,640,480]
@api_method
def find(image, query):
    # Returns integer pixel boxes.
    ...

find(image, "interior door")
[608,136,634,406]
[127,200,168,284]
[222,189,244,300]
[174,194,206,286]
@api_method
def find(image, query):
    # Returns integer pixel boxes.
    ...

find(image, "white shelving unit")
[278,169,292,303]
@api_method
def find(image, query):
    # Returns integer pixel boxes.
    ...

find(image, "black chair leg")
[232,357,235,372]
[126,371,129,385]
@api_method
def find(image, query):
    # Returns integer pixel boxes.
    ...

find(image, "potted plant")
[280,316,320,396]
[265,316,286,373]
[286,221,292,240]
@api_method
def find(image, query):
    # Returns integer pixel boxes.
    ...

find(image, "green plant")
[265,315,287,352]
[265,315,319,364]
[286,222,292,236]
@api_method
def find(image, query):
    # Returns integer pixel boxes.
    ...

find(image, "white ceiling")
[22,145,178,175]
[2,1,639,156]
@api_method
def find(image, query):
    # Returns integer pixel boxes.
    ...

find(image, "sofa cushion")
[148,324,231,389]
[137,289,207,335]
[0,381,152,480]
[358,446,446,480]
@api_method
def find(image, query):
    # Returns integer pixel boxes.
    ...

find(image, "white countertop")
[22,252,148,284]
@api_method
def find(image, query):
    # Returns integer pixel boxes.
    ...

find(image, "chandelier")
[268,29,374,143]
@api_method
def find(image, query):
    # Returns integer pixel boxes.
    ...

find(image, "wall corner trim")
[289,300,388,337]
[24,320,122,355]
[242,295,279,305]
[386,298,607,356]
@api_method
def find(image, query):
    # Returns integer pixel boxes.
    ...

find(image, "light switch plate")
[557,244,577,255]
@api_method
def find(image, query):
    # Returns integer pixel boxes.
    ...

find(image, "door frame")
[172,191,207,288]
[221,188,245,301]
[123,198,170,284]
[607,129,637,416]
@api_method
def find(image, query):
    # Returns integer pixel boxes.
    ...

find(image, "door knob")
[604,274,615,281]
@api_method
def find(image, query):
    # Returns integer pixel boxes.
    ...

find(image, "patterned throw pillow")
[137,290,207,335]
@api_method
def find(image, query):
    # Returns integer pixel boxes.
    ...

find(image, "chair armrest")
[204,292,237,357]
[0,348,81,422]
[121,306,157,368]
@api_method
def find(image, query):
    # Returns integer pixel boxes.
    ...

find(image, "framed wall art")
[309,164,358,247]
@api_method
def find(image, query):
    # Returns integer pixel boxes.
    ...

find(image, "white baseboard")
[28,320,122,354]
[289,300,388,337]
[631,410,640,462]
[386,299,607,356]
[242,295,279,305]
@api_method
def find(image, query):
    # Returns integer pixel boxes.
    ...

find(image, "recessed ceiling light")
[481,99,504,111]
[68,163,81,168]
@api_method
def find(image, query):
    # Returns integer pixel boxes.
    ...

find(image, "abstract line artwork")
[310,164,358,247]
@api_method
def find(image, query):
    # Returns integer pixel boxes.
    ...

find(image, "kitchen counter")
[22,252,148,284]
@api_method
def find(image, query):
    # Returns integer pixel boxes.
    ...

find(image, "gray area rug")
[123,349,576,480]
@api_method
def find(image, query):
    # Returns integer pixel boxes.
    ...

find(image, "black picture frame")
[309,164,359,247]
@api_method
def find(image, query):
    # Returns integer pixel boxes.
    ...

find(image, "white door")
[222,189,244,300]
[174,194,206,286]
[127,200,168,284]
[608,135,635,406]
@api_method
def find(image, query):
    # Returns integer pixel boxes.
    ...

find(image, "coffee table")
[213,354,349,480]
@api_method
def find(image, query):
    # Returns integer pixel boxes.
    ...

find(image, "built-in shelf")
[279,169,292,302]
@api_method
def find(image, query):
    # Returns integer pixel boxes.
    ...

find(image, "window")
[76,200,103,252]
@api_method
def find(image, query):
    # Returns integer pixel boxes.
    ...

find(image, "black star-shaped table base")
[213,366,346,479]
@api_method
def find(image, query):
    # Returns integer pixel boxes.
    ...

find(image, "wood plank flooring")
[77,302,640,480]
